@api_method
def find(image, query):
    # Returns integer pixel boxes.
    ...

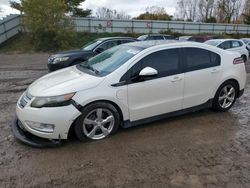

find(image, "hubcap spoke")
[87,126,98,137]
[228,88,234,95]
[102,115,114,124]
[222,99,227,108]
[228,97,234,102]
[223,87,228,94]
[84,118,96,125]
[96,108,103,120]
[100,126,109,136]
[219,95,226,101]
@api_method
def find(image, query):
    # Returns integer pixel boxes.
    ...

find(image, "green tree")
[22,0,75,51]
[65,0,91,17]
[135,6,172,21]
[205,16,217,23]
[10,0,91,17]
[243,13,250,24]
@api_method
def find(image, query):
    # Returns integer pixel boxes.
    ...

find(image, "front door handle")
[171,76,182,82]
[211,68,219,73]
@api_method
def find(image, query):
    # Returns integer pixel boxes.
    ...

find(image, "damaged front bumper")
[11,116,62,148]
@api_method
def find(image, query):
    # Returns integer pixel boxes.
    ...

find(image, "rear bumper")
[11,116,62,148]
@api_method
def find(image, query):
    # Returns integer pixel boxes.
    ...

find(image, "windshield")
[79,45,143,76]
[137,35,147,41]
[242,39,250,45]
[205,40,221,46]
[81,40,102,51]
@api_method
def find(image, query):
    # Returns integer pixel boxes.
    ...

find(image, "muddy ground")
[0,54,250,188]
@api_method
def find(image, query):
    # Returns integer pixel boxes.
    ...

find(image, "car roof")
[124,40,186,49]
[97,37,136,41]
[208,38,240,42]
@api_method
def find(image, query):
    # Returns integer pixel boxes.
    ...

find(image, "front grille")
[19,92,33,108]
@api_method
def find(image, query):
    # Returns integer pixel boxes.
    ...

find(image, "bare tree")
[216,0,242,23]
[96,7,130,19]
[176,0,199,21]
[197,0,216,22]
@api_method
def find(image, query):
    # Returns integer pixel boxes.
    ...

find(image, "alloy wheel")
[82,108,115,140]
[218,85,236,109]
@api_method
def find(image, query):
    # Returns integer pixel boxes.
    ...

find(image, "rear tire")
[241,55,247,63]
[74,102,120,141]
[212,81,238,112]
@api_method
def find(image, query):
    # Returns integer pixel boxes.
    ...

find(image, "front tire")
[212,81,238,112]
[74,102,120,141]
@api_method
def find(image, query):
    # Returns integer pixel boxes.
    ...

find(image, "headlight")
[31,93,75,108]
[52,57,70,64]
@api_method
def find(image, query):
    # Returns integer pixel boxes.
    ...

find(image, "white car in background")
[241,38,250,49]
[205,39,249,62]
[12,41,246,147]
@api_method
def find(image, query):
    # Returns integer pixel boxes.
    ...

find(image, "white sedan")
[12,41,247,147]
[205,39,249,62]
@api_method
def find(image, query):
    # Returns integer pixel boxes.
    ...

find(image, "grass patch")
[1,31,250,54]
[0,32,141,54]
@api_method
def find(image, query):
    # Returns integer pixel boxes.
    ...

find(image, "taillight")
[233,57,244,64]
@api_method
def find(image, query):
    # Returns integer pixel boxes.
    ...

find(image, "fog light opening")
[25,121,55,133]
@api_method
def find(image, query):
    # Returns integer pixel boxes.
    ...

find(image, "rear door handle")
[211,68,219,73]
[171,76,182,82]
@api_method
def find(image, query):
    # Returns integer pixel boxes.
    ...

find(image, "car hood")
[27,66,105,97]
[50,49,92,58]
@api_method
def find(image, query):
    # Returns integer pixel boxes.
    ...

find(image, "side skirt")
[122,99,213,128]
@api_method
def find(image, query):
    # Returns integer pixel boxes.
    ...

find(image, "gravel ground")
[0,54,250,188]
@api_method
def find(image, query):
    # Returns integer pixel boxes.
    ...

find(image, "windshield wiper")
[79,62,100,75]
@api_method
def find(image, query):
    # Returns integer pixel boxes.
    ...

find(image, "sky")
[0,0,177,18]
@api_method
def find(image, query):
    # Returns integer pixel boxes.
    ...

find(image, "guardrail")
[1,15,250,46]
[0,14,21,45]
[73,18,250,35]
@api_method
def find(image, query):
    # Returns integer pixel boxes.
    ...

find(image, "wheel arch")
[69,99,125,136]
[215,78,240,98]
[80,99,124,123]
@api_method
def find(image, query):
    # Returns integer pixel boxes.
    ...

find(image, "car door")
[182,47,221,108]
[125,48,184,121]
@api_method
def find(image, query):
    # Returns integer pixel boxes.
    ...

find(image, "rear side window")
[121,39,135,44]
[98,40,120,51]
[232,41,241,48]
[184,48,220,72]
[147,36,164,40]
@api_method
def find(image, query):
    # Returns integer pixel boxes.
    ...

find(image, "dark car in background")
[187,36,217,43]
[47,37,137,71]
[137,34,176,41]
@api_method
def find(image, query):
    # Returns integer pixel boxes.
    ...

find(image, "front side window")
[218,41,231,49]
[121,48,181,82]
[184,48,220,72]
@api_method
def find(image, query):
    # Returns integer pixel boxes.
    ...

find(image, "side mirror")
[95,48,104,54]
[139,67,158,77]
